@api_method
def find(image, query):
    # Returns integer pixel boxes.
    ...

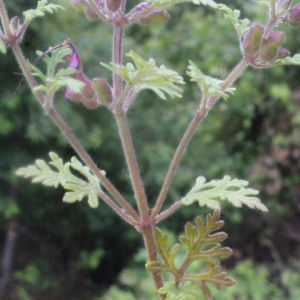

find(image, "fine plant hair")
[1,0,300,299]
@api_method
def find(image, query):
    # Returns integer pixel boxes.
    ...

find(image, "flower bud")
[10,16,21,35]
[126,2,152,22]
[140,10,170,26]
[276,0,292,16]
[92,78,113,106]
[260,31,285,62]
[276,47,291,59]
[71,0,98,20]
[65,72,99,109]
[288,3,300,27]
[70,0,85,12]
[106,0,122,12]
[242,23,264,57]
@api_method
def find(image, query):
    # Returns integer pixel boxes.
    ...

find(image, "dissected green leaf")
[148,211,235,299]
[151,0,218,8]
[159,281,204,300]
[101,50,184,100]
[257,1,269,7]
[187,61,235,101]
[273,54,300,66]
[23,0,64,22]
[182,175,268,211]
[0,39,7,54]
[15,152,105,208]
[28,47,84,95]
[217,4,250,36]
[191,0,218,7]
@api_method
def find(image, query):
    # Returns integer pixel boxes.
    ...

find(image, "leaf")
[28,47,84,95]
[257,1,269,6]
[191,0,218,7]
[273,54,300,66]
[15,152,105,208]
[150,0,218,8]
[182,175,268,211]
[148,211,235,299]
[217,4,250,36]
[23,0,64,22]
[101,50,184,100]
[0,38,6,54]
[187,61,235,100]
[159,281,203,300]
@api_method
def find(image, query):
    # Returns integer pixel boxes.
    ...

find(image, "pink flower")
[66,52,79,69]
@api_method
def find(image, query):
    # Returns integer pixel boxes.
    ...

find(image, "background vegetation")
[0,0,300,299]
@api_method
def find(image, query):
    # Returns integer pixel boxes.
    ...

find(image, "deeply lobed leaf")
[187,61,236,101]
[15,152,104,208]
[149,211,235,299]
[182,175,268,211]
[23,0,64,22]
[28,47,84,95]
[101,50,184,100]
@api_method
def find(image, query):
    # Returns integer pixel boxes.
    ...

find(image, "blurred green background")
[0,0,300,299]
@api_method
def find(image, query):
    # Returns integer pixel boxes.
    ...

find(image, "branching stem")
[151,58,249,221]
[10,42,140,223]
[150,97,208,221]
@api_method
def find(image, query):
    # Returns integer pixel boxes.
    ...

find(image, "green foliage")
[0,195,20,219]
[159,281,205,300]
[212,260,285,299]
[28,46,84,95]
[23,0,64,22]
[257,1,269,7]
[273,53,300,66]
[0,38,6,54]
[151,0,218,8]
[101,50,185,100]
[102,254,300,300]
[146,211,235,299]
[15,152,104,208]
[217,4,250,36]
[187,61,235,101]
[182,175,268,211]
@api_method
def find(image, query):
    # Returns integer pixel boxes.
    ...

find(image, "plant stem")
[87,0,108,22]
[115,113,149,220]
[0,0,11,39]
[151,58,249,221]
[111,16,165,298]
[206,58,249,108]
[270,0,276,20]
[97,191,137,226]
[154,201,183,224]
[113,23,124,100]
[47,107,141,222]
[10,42,140,222]
[150,98,208,221]
[142,224,165,300]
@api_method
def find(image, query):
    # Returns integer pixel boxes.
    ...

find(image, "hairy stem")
[10,42,140,222]
[206,58,249,108]
[113,23,124,100]
[46,107,140,222]
[270,0,276,20]
[151,58,249,221]
[97,191,137,226]
[115,112,149,220]
[150,97,208,221]
[154,201,183,224]
[0,0,11,39]
[143,224,165,300]
[111,17,164,296]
